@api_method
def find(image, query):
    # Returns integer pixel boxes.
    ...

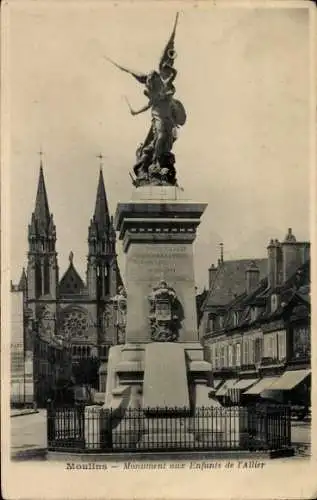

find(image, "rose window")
[62,311,88,338]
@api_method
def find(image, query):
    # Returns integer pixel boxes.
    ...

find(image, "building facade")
[11,161,123,406]
[199,229,311,408]
[10,285,70,407]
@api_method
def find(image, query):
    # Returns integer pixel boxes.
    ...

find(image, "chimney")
[246,261,260,294]
[220,243,224,264]
[281,228,310,282]
[267,238,282,289]
[208,264,217,289]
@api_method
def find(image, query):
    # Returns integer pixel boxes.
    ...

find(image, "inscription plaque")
[127,244,194,283]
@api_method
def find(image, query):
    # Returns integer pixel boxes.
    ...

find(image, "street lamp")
[110,286,127,345]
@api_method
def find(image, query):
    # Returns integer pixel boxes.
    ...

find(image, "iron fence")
[47,403,291,453]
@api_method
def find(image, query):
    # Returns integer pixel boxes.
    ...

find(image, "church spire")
[34,155,51,232]
[87,163,118,299]
[93,164,110,232]
[18,267,27,292]
[27,154,58,300]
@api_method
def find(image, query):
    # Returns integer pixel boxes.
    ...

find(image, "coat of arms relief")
[148,280,182,342]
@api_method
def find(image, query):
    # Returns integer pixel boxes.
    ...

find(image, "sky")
[4,1,312,291]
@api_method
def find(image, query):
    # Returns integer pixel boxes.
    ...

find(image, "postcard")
[1,1,316,499]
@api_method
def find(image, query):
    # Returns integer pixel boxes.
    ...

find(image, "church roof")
[93,168,110,234]
[59,252,85,295]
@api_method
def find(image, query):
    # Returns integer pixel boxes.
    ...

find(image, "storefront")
[261,369,311,405]
[242,376,280,403]
[215,379,238,405]
[230,378,258,405]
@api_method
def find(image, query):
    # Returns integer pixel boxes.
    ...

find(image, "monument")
[103,13,216,418]
[45,14,292,458]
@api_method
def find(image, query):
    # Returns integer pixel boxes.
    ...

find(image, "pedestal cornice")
[115,193,207,253]
[115,201,207,236]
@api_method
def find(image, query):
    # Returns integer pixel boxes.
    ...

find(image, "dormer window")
[233,312,239,327]
[271,294,278,312]
[251,307,257,322]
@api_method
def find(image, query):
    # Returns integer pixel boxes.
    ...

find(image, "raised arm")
[105,56,148,84]
[130,103,151,116]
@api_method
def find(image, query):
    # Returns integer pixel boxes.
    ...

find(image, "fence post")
[101,408,113,450]
[287,404,291,446]
[46,398,54,446]
[264,406,269,450]
[246,405,256,450]
[77,403,85,442]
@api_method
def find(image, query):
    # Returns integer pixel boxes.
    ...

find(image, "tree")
[72,357,100,389]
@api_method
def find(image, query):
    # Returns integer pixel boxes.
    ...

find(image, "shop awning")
[266,369,311,391]
[234,379,259,391]
[225,379,258,404]
[216,379,238,397]
[213,379,223,389]
[244,377,279,395]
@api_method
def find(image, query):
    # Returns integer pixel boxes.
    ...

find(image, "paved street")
[10,410,311,459]
[290,419,311,457]
[11,410,47,457]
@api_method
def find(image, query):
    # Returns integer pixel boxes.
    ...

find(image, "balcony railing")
[239,364,257,372]
[261,357,286,367]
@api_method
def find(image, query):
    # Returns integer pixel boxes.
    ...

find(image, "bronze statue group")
[106,13,186,187]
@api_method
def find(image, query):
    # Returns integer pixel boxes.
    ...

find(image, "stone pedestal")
[115,186,207,343]
[104,186,212,414]
[143,343,190,412]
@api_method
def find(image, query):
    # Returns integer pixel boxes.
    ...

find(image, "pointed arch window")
[35,261,42,298]
[105,264,110,295]
[44,258,50,295]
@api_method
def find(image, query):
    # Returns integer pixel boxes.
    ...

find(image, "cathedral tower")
[12,159,124,405]
[27,161,59,303]
[86,168,117,300]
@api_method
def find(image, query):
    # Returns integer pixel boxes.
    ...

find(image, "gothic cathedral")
[14,160,123,403]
